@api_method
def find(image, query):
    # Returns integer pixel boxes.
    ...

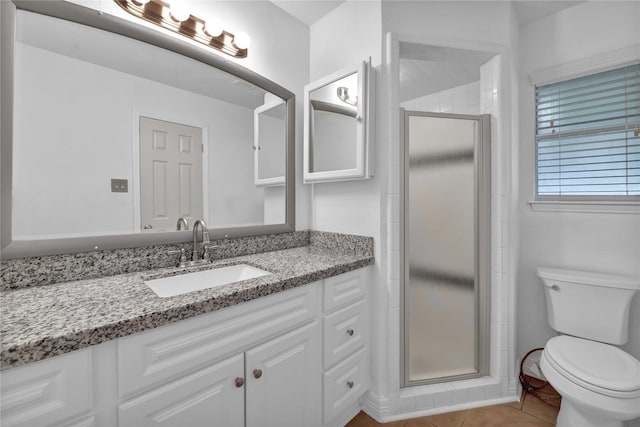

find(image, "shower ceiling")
[399,44,494,103]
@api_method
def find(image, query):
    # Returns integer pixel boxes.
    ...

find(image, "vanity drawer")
[117,284,319,398]
[322,347,369,424]
[323,299,367,369]
[323,269,367,312]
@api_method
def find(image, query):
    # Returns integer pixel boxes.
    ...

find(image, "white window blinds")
[535,63,640,198]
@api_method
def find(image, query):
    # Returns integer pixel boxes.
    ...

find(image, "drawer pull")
[253,369,263,379]
[346,329,354,336]
[346,381,354,389]
[234,377,244,388]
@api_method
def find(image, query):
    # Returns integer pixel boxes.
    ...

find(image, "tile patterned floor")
[346,388,561,427]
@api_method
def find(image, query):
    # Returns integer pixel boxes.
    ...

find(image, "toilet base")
[557,398,623,427]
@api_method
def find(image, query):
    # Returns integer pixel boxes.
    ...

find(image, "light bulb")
[169,2,191,22]
[203,19,223,37]
[234,31,250,49]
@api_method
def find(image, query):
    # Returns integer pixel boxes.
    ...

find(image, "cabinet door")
[245,321,322,427]
[0,349,93,427]
[118,353,244,427]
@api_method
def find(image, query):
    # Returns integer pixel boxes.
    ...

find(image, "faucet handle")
[168,248,187,267]
[202,243,219,262]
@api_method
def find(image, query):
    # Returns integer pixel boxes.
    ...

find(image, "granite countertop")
[1,244,373,371]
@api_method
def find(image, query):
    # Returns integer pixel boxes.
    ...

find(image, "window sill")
[528,200,640,214]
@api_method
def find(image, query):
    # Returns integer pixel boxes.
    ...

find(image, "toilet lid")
[544,336,640,396]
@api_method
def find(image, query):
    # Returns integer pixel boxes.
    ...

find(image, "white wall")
[309,0,382,239]
[517,0,640,363]
[13,43,264,237]
[309,1,384,423]
[382,1,512,48]
[68,0,311,231]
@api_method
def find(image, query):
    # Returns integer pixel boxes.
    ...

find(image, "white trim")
[529,45,640,86]
[530,47,640,208]
[379,396,518,423]
[529,200,640,214]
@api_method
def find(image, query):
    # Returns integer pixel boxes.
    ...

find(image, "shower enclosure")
[401,110,491,386]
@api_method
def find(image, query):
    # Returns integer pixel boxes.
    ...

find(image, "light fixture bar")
[114,0,248,58]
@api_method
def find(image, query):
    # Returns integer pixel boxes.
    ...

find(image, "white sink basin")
[145,264,272,298]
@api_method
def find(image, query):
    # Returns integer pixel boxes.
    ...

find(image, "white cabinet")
[119,354,245,427]
[246,321,321,427]
[118,284,322,427]
[116,284,318,399]
[323,299,367,369]
[323,347,369,421]
[119,321,321,427]
[0,348,94,427]
[321,269,370,425]
[0,268,370,427]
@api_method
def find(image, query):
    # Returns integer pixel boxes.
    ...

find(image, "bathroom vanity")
[0,233,373,427]
[0,2,374,425]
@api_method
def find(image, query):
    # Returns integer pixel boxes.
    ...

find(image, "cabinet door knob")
[346,329,354,336]
[234,377,244,388]
[253,369,263,379]
[347,381,354,389]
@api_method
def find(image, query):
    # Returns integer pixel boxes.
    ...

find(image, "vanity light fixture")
[115,0,249,58]
[337,86,357,106]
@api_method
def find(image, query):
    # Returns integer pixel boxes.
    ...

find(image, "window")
[535,63,640,199]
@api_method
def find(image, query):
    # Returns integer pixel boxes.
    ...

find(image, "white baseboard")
[379,396,519,423]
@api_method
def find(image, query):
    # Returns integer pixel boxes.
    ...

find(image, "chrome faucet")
[168,219,217,267]
[176,217,189,231]
[192,219,211,263]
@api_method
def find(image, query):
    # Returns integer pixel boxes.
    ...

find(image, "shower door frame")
[400,109,492,388]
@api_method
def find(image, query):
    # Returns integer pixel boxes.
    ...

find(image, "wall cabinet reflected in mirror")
[254,97,286,187]
[303,59,374,183]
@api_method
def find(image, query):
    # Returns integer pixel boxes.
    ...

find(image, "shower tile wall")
[387,50,515,416]
[480,55,512,393]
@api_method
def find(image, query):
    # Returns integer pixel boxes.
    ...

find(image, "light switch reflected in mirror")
[303,59,373,183]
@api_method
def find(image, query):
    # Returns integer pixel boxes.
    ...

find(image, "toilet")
[537,267,640,427]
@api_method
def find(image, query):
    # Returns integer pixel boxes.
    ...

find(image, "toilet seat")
[544,336,640,399]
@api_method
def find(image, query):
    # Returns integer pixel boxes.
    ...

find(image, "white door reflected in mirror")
[139,117,203,232]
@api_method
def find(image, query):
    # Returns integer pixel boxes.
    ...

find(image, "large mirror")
[303,58,373,183]
[0,1,294,258]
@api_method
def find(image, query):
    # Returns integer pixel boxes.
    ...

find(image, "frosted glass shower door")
[403,112,489,385]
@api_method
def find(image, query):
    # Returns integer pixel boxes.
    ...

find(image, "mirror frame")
[0,0,295,259]
[303,58,373,183]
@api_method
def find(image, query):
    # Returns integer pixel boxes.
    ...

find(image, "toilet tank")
[537,267,640,345]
